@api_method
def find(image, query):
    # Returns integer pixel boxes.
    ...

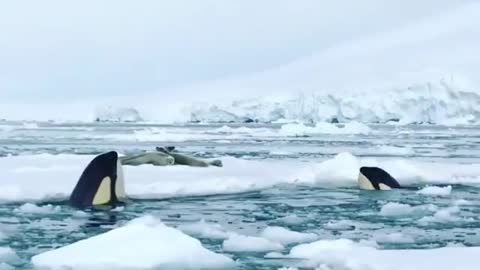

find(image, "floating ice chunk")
[279,121,371,137]
[379,202,437,217]
[376,145,414,156]
[303,152,360,185]
[324,220,356,230]
[374,232,415,244]
[13,203,61,214]
[417,206,472,225]
[22,122,39,129]
[260,227,317,245]
[223,234,284,252]
[417,186,452,196]
[264,252,285,259]
[72,211,90,218]
[380,202,414,216]
[214,126,255,134]
[0,262,14,270]
[32,215,233,270]
[0,247,18,266]
[454,199,472,206]
[178,220,231,240]
[287,238,480,270]
[275,214,305,225]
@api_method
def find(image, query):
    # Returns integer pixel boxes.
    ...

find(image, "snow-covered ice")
[417,185,452,196]
[223,234,284,252]
[287,238,480,270]
[2,153,480,202]
[260,226,317,245]
[31,215,233,270]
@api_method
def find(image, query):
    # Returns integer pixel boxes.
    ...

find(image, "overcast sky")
[0,0,466,100]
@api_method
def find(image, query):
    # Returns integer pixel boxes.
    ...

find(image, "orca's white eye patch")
[93,176,112,205]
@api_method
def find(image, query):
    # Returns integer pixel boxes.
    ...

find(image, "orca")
[69,151,127,209]
[358,166,401,190]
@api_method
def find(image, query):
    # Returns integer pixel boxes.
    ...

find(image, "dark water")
[1,184,479,269]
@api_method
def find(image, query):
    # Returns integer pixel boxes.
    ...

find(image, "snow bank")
[31,215,233,270]
[260,227,317,245]
[287,238,480,270]
[223,234,284,252]
[2,152,480,202]
[417,185,452,196]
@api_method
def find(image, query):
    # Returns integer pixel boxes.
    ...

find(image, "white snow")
[286,238,480,270]
[222,234,284,252]
[417,185,452,196]
[31,215,234,270]
[2,152,480,202]
[260,227,317,245]
[13,203,61,214]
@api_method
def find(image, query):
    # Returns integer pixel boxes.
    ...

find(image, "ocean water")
[1,121,480,269]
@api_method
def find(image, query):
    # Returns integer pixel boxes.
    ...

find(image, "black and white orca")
[358,166,402,190]
[69,151,127,208]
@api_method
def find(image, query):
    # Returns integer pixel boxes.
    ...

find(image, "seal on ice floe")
[155,146,223,167]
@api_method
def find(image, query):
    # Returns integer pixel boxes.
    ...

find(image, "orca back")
[359,166,401,190]
[69,151,126,208]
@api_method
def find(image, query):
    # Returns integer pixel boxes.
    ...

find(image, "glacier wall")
[187,78,480,125]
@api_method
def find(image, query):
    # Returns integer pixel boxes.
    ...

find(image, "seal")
[119,152,175,166]
[156,146,223,167]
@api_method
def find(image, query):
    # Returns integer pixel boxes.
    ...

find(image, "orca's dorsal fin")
[358,166,401,190]
[69,151,127,209]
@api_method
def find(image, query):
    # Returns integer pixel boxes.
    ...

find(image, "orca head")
[358,166,401,190]
[156,146,176,153]
[69,151,127,209]
[155,147,169,154]
[165,146,176,152]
